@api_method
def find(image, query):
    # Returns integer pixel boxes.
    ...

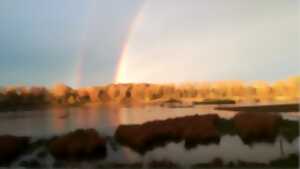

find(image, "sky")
[0,0,299,87]
[116,0,300,83]
[0,0,141,87]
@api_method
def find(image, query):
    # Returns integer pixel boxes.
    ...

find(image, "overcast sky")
[0,0,299,87]
[0,0,141,87]
[117,0,300,83]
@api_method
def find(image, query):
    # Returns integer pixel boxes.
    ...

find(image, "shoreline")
[216,102,299,113]
[0,98,299,113]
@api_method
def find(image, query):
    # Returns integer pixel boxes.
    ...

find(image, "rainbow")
[75,54,84,87]
[74,1,147,87]
[71,1,147,161]
[74,0,99,87]
[114,1,147,84]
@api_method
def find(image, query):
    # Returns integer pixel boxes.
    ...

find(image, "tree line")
[0,76,299,109]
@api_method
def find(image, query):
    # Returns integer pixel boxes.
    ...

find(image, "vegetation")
[115,114,220,153]
[98,162,143,169]
[0,135,30,166]
[115,113,298,153]
[0,76,299,110]
[232,112,282,143]
[48,129,106,160]
[270,153,299,168]
[279,120,299,142]
[192,154,299,168]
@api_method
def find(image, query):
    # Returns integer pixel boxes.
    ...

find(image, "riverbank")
[216,102,299,113]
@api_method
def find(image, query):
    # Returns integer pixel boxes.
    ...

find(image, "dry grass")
[233,112,282,143]
[48,129,106,160]
[115,114,220,153]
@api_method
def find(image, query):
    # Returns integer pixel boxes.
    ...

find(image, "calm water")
[0,105,298,137]
[0,105,299,167]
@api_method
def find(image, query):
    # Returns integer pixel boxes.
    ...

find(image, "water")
[0,105,299,167]
[107,136,299,165]
[0,105,298,137]
[11,136,299,168]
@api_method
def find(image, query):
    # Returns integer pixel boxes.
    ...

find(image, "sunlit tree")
[86,87,100,103]
[97,86,110,103]
[50,84,79,105]
[77,88,91,104]
[251,81,273,102]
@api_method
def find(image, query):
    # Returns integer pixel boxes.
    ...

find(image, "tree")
[51,84,72,104]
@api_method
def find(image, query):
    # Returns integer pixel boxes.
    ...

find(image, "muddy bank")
[160,98,194,108]
[193,99,236,105]
[160,98,236,108]
[216,102,299,113]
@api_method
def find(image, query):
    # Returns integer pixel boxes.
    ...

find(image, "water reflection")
[50,106,124,136]
[0,105,298,138]
[105,135,299,165]
[0,106,298,166]
[51,107,69,134]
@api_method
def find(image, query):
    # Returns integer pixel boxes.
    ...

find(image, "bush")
[48,129,106,160]
[233,112,282,143]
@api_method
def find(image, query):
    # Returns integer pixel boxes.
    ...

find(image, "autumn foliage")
[0,76,299,108]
